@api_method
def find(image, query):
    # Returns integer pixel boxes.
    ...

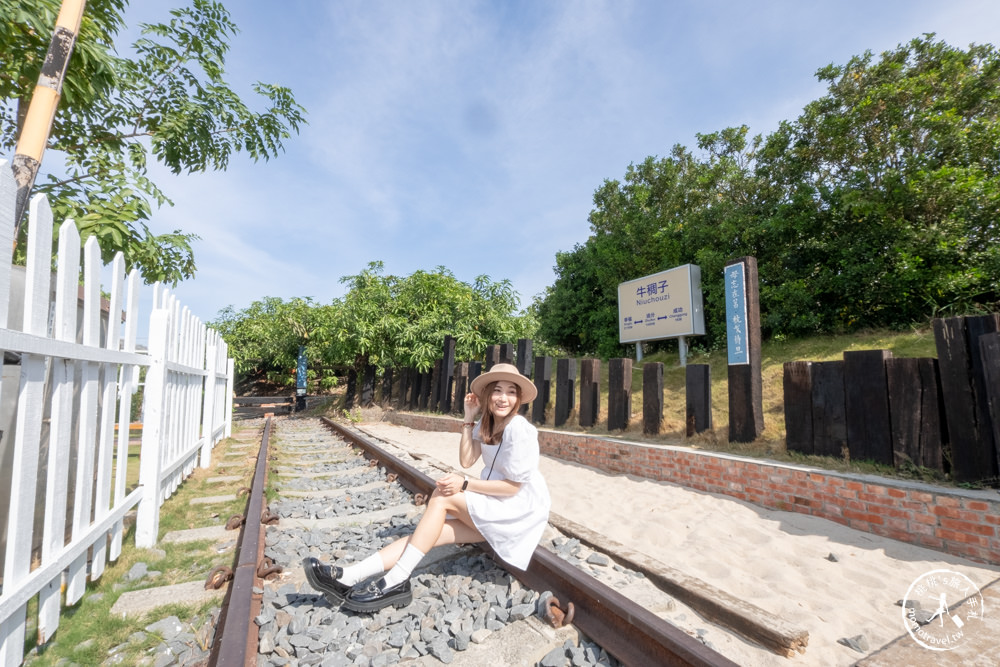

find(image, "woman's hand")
[436,472,465,496]
[463,392,481,421]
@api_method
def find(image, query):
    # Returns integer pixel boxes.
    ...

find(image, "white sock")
[381,544,425,589]
[338,552,384,586]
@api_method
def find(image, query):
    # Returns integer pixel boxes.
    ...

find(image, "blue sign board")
[725,264,749,365]
[296,345,307,395]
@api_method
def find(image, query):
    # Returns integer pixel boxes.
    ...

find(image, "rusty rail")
[319,417,737,667]
[209,417,272,666]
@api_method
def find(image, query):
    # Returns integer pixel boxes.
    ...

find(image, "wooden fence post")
[782,362,812,454]
[934,316,1000,482]
[724,257,764,442]
[485,345,500,370]
[517,339,532,414]
[811,361,846,458]
[137,308,170,548]
[453,362,469,413]
[499,343,514,366]
[886,358,944,471]
[980,332,1000,475]
[469,361,482,388]
[644,362,664,435]
[579,359,601,428]
[607,359,631,431]
[440,336,456,412]
[361,364,376,407]
[532,356,552,424]
[555,359,577,427]
[345,368,358,409]
[685,363,712,436]
[844,350,893,465]
[381,366,394,406]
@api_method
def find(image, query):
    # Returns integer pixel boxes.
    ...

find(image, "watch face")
[901,569,985,651]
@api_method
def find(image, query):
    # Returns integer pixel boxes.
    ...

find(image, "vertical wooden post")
[440,336,456,412]
[811,361,846,458]
[844,350,893,465]
[469,361,482,388]
[643,362,664,435]
[345,368,358,409]
[724,257,763,442]
[782,362,812,454]
[499,343,514,366]
[934,315,1000,482]
[579,359,601,428]
[397,368,411,410]
[361,364,376,407]
[979,332,1000,476]
[685,364,712,436]
[607,359,632,431]
[453,362,469,413]
[429,359,442,412]
[517,339,532,415]
[381,366,394,406]
[418,370,433,410]
[555,359,577,427]
[485,345,500,370]
[409,370,421,410]
[886,358,945,471]
[532,356,552,424]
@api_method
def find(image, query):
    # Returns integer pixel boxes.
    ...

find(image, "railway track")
[209,416,738,666]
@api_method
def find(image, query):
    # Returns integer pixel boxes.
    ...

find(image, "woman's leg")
[376,489,484,569]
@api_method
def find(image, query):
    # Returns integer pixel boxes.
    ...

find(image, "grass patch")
[20,429,262,666]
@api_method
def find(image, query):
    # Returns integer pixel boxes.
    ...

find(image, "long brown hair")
[478,381,521,445]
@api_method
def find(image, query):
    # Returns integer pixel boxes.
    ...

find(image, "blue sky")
[116,0,1000,339]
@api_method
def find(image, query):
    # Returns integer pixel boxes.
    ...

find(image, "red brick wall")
[386,412,1000,566]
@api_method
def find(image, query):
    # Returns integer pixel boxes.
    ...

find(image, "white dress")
[466,415,551,570]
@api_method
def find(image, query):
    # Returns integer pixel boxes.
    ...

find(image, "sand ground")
[355,420,1000,666]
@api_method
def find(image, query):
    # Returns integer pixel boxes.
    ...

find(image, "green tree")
[761,34,1000,331]
[0,0,305,284]
[214,264,536,389]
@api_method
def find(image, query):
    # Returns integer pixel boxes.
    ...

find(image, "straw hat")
[470,363,537,403]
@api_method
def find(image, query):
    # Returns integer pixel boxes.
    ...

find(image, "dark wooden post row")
[643,362,664,435]
[934,315,1000,482]
[579,359,600,428]
[555,359,577,427]
[532,356,552,424]
[726,257,764,443]
[607,358,631,431]
[844,349,893,466]
[782,361,812,453]
[886,358,944,471]
[429,359,442,413]
[686,363,711,437]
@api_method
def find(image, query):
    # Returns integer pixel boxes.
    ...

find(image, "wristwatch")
[461,475,469,491]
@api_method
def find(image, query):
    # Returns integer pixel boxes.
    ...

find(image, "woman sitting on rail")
[303,363,551,612]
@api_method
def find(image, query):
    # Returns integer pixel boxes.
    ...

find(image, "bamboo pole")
[11,0,88,238]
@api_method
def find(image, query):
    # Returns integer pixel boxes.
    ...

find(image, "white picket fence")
[0,160,234,666]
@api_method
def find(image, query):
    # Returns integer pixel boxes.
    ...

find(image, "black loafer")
[342,577,412,613]
[302,557,352,606]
